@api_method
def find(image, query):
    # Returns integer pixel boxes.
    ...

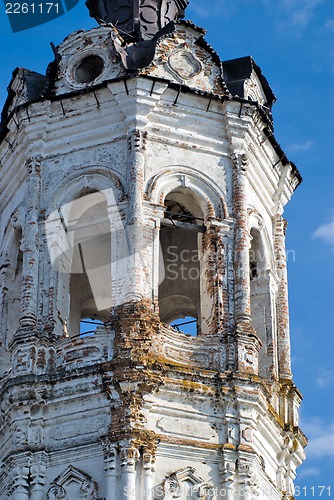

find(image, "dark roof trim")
[222,55,276,108]
[262,126,302,185]
[176,20,223,71]
[0,72,301,186]
[176,19,206,35]
[0,67,21,127]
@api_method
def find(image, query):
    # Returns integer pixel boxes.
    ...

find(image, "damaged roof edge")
[0,72,302,187]
[0,67,21,127]
[0,66,51,132]
[222,55,276,108]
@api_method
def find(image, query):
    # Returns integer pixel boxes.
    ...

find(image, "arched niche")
[158,187,208,336]
[0,207,25,350]
[46,168,124,214]
[45,172,123,338]
[147,168,228,336]
[146,167,228,220]
[67,189,111,337]
[248,210,278,379]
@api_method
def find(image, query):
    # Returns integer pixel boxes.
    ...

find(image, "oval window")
[74,55,104,84]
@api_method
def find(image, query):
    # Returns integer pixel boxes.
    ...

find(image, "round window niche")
[74,54,105,84]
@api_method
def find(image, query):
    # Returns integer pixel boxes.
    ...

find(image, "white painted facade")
[0,18,306,500]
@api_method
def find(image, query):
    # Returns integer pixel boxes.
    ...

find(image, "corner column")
[120,443,140,500]
[232,153,261,374]
[30,464,46,500]
[274,213,292,380]
[222,463,236,500]
[105,443,118,500]
[232,153,251,322]
[9,465,30,500]
[18,156,42,330]
[141,450,155,500]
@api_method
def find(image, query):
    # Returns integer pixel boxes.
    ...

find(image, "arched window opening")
[249,228,265,280]
[164,199,202,225]
[67,190,111,337]
[249,260,258,281]
[170,315,198,336]
[5,227,23,345]
[159,189,206,336]
[79,317,105,337]
[249,227,276,378]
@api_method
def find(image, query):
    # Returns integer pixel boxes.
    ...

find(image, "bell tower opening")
[249,226,278,378]
[68,190,111,337]
[5,226,23,345]
[158,189,205,336]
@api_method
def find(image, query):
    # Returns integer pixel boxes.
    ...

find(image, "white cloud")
[302,419,334,459]
[316,369,334,388]
[324,19,334,32]
[308,432,334,459]
[190,0,325,30]
[189,0,235,18]
[313,215,334,250]
[263,0,326,31]
[297,467,320,479]
[286,140,315,153]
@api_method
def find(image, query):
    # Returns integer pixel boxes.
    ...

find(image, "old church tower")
[0,0,306,498]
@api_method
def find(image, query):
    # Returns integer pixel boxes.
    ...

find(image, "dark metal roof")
[86,0,189,41]
[222,55,276,108]
[0,71,302,187]
[0,67,48,135]
[176,19,206,35]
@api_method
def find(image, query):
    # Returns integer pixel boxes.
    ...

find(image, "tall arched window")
[0,218,23,348]
[66,190,111,337]
[158,189,206,336]
[249,226,277,378]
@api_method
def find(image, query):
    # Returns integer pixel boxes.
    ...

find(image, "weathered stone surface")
[0,13,305,500]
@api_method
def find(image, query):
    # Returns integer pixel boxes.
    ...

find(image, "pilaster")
[274,214,292,380]
[7,455,30,500]
[141,448,156,500]
[104,442,118,500]
[120,443,140,500]
[220,449,237,500]
[18,156,42,331]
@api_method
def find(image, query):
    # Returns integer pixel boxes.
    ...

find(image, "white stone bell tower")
[0,1,306,498]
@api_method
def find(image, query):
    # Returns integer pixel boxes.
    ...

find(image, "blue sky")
[0,0,333,496]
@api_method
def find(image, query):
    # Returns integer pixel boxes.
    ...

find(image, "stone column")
[10,466,30,500]
[120,444,140,500]
[237,463,253,500]
[232,153,261,374]
[105,443,118,500]
[274,214,292,380]
[141,450,155,500]
[277,448,287,492]
[19,157,42,330]
[30,464,46,500]
[232,153,251,322]
[220,458,236,500]
[126,132,147,304]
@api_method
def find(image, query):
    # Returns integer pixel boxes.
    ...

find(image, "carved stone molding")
[158,467,213,500]
[166,49,202,82]
[47,466,97,500]
[26,156,42,176]
[231,152,249,175]
[120,444,140,467]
